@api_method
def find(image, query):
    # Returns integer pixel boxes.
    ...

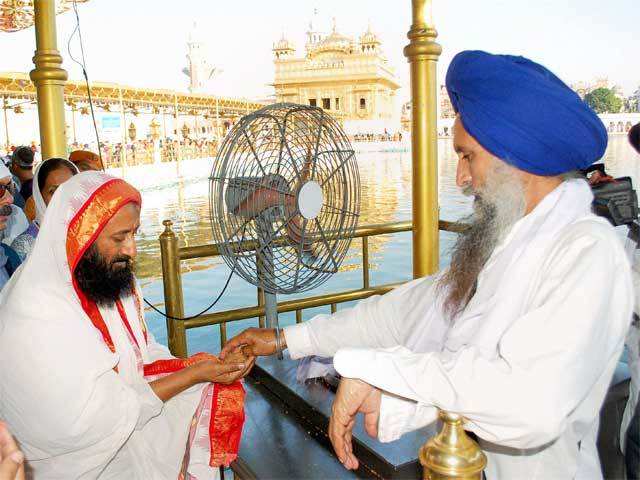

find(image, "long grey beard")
[438,161,526,320]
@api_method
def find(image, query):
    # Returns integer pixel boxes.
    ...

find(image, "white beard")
[438,160,526,319]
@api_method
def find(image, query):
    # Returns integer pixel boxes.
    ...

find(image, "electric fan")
[209,103,360,357]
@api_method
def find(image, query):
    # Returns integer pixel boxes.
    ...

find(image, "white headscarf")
[32,157,79,226]
[0,162,28,245]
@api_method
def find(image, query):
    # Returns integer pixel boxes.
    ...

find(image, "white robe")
[0,172,217,480]
[284,179,634,479]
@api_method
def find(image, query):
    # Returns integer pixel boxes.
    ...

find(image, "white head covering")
[32,157,79,226]
[0,162,28,244]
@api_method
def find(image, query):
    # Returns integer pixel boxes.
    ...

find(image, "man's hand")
[219,328,283,359]
[191,358,246,385]
[328,378,382,471]
[219,348,256,382]
[0,422,25,480]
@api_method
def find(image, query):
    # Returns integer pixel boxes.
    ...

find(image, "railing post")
[420,411,486,479]
[159,219,188,358]
[257,287,266,328]
[404,0,441,278]
[362,236,370,289]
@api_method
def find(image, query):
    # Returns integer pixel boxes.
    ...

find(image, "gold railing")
[158,219,467,358]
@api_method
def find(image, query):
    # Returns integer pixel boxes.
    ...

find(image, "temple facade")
[272,18,401,132]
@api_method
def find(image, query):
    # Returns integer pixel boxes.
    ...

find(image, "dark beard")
[74,243,134,307]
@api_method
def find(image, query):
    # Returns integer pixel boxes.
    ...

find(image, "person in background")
[629,123,640,156]
[625,122,640,479]
[0,422,24,480]
[11,158,78,261]
[9,147,34,203]
[69,149,103,171]
[0,164,26,290]
[0,163,27,247]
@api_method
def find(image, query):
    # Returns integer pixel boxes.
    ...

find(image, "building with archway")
[272,18,401,134]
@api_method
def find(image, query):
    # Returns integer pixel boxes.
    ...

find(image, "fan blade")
[232,186,282,218]
[229,175,293,219]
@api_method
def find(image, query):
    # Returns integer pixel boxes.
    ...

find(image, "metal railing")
[158,219,467,358]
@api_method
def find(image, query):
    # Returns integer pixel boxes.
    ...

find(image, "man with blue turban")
[223,51,633,479]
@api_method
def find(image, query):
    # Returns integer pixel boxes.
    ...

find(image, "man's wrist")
[280,328,287,351]
[187,362,204,385]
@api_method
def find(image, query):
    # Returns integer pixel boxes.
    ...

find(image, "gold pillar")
[420,411,486,479]
[2,96,9,148]
[404,0,441,278]
[162,109,167,138]
[118,87,128,173]
[30,0,68,159]
[174,94,182,175]
[405,3,485,477]
[159,220,188,358]
[215,97,221,138]
[71,104,77,144]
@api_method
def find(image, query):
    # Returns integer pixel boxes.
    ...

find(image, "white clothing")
[621,233,640,450]
[285,179,634,479]
[0,172,217,479]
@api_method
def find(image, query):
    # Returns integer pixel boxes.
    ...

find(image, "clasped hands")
[221,328,382,470]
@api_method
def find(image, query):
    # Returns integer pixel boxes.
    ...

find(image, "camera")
[581,164,639,227]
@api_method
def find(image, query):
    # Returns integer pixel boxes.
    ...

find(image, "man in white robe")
[0,172,249,479]
[222,51,634,479]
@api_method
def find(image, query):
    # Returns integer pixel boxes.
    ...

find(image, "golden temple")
[273,17,401,131]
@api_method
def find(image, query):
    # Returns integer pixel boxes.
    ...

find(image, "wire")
[142,264,235,321]
[67,0,104,170]
[66,1,236,320]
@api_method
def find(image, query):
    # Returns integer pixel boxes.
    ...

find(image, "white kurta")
[284,179,634,479]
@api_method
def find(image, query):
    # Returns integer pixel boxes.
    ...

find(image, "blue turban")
[445,50,607,176]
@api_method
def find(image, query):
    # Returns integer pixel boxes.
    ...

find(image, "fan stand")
[255,209,284,360]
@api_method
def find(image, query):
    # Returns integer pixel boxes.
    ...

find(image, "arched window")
[360,98,366,110]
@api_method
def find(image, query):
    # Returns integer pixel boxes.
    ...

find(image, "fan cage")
[209,103,360,294]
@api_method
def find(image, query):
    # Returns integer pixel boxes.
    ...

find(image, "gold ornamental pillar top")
[420,411,487,479]
[30,0,69,159]
[0,0,90,32]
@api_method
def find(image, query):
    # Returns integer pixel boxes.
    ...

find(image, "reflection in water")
[137,136,637,351]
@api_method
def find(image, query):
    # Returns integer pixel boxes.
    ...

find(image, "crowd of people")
[0,50,638,480]
[0,148,104,288]
[350,131,404,142]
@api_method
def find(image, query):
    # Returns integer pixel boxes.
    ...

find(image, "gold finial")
[420,410,486,479]
[162,219,175,235]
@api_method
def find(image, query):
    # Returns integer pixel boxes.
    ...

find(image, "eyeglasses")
[0,183,15,199]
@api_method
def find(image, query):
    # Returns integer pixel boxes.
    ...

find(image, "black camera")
[581,164,639,227]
